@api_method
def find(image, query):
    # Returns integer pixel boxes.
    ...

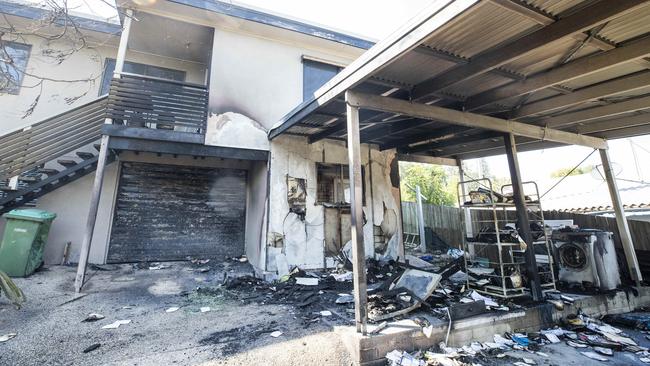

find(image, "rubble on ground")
[385,311,650,365]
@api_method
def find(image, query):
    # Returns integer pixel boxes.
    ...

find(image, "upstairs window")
[100,58,186,95]
[302,58,342,101]
[0,41,31,95]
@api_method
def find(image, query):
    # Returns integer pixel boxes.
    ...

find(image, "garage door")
[107,162,247,263]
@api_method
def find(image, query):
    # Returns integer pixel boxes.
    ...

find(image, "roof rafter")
[511,71,650,118]
[411,0,646,101]
[542,95,650,129]
[465,35,650,111]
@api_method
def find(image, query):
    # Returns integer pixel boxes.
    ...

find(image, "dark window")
[316,163,365,205]
[0,41,31,95]
[302,59,341,101]
[99,58,186,95]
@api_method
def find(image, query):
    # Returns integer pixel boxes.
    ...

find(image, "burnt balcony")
[103,72,208,142]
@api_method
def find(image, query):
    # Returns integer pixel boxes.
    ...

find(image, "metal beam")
[504,133,543,301]
[346,91,608,149]
[455,139,565,159]
[108,137,269,161]
[402,131,503,154]
[512,71,650,119]
[380,125,472,151]
[575,112,650,134]
[599,148,643,286]
[489,0,650,71]
[543,95,650,129]
[396,153,458,166]
[592,123,650,140]
[411,0,646,101]
[345,91,368,335]
[465,35,650,110]
[360,119,431,143]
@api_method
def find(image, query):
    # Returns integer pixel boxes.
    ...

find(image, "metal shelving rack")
[458,178,556,299]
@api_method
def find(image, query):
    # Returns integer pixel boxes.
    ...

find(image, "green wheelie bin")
[0,209,56,277]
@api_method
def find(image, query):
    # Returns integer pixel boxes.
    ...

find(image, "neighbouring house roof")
[0,0,122,34]
[269,0,650,161]
[538,173,650,213]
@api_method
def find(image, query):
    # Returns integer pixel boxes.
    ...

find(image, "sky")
[32,0,650,195]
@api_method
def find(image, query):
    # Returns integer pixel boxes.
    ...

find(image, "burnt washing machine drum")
[555,230,621,291]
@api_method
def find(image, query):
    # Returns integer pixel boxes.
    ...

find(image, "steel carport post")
[503,133,543,302]
[599,148,643,286]
[345,90,368,334]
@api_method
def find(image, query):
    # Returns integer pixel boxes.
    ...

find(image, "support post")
[345,91,368,334]
[503,133,543,301]
[114,9,133,76]
[599,148,643,286]
[74,135,111,293]
[416,185,427,253]
[457,159,473,238]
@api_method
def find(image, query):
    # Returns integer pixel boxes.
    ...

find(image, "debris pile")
[385,311,650,365]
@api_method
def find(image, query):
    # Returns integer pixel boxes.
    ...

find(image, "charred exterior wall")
[265,135,403,273]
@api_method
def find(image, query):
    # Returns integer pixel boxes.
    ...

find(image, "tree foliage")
[400,162,456,206]
[550,165,593,178]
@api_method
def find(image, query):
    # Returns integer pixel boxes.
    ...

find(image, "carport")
[269,0,650,334]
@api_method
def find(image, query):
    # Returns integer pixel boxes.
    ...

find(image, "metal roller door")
[107,162,246,263]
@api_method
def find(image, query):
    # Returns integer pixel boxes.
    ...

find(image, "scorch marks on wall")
[266,135,402,273]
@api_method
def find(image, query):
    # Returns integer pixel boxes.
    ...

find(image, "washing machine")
[553,229,621,291]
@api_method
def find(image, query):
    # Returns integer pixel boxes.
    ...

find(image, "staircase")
[0,96,113,214]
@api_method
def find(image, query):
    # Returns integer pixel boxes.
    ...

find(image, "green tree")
[400,162,456,206]
[550,165,593,178]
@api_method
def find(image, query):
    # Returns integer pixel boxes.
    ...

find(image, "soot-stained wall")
[266,135,404,273]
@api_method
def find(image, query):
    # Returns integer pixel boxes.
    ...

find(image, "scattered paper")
[270,331,283,338]
[336,294,354,304]
[295,277,319,286]
[102,320,131,329]
[522,358,536,365]
[567,340,588,348]
[331,272,353,282]
[200,307,210,313]
[166,307,180,313]
[581,351,608,362]
[470,291,498,307]
[0,333,16,342]
[594,347,613,356]
[82,313,105,322]
[149,263,171,270]
[544,333,560,343]
[320,310,332,317]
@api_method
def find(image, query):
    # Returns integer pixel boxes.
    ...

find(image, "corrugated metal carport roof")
[269,0,650,161]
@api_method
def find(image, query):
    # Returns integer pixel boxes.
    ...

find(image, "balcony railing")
[106,73,209,134]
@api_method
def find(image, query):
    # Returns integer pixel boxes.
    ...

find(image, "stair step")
[38,168,60,176]
[18,176,40,182]
[57,159,78,167]
[76,151,95,160]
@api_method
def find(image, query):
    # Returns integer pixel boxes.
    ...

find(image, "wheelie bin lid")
[3,208,57,222]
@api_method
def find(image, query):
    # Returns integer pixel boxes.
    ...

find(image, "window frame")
[0,41,32,95]
[302,57,343,101]
[315,162,366,206]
